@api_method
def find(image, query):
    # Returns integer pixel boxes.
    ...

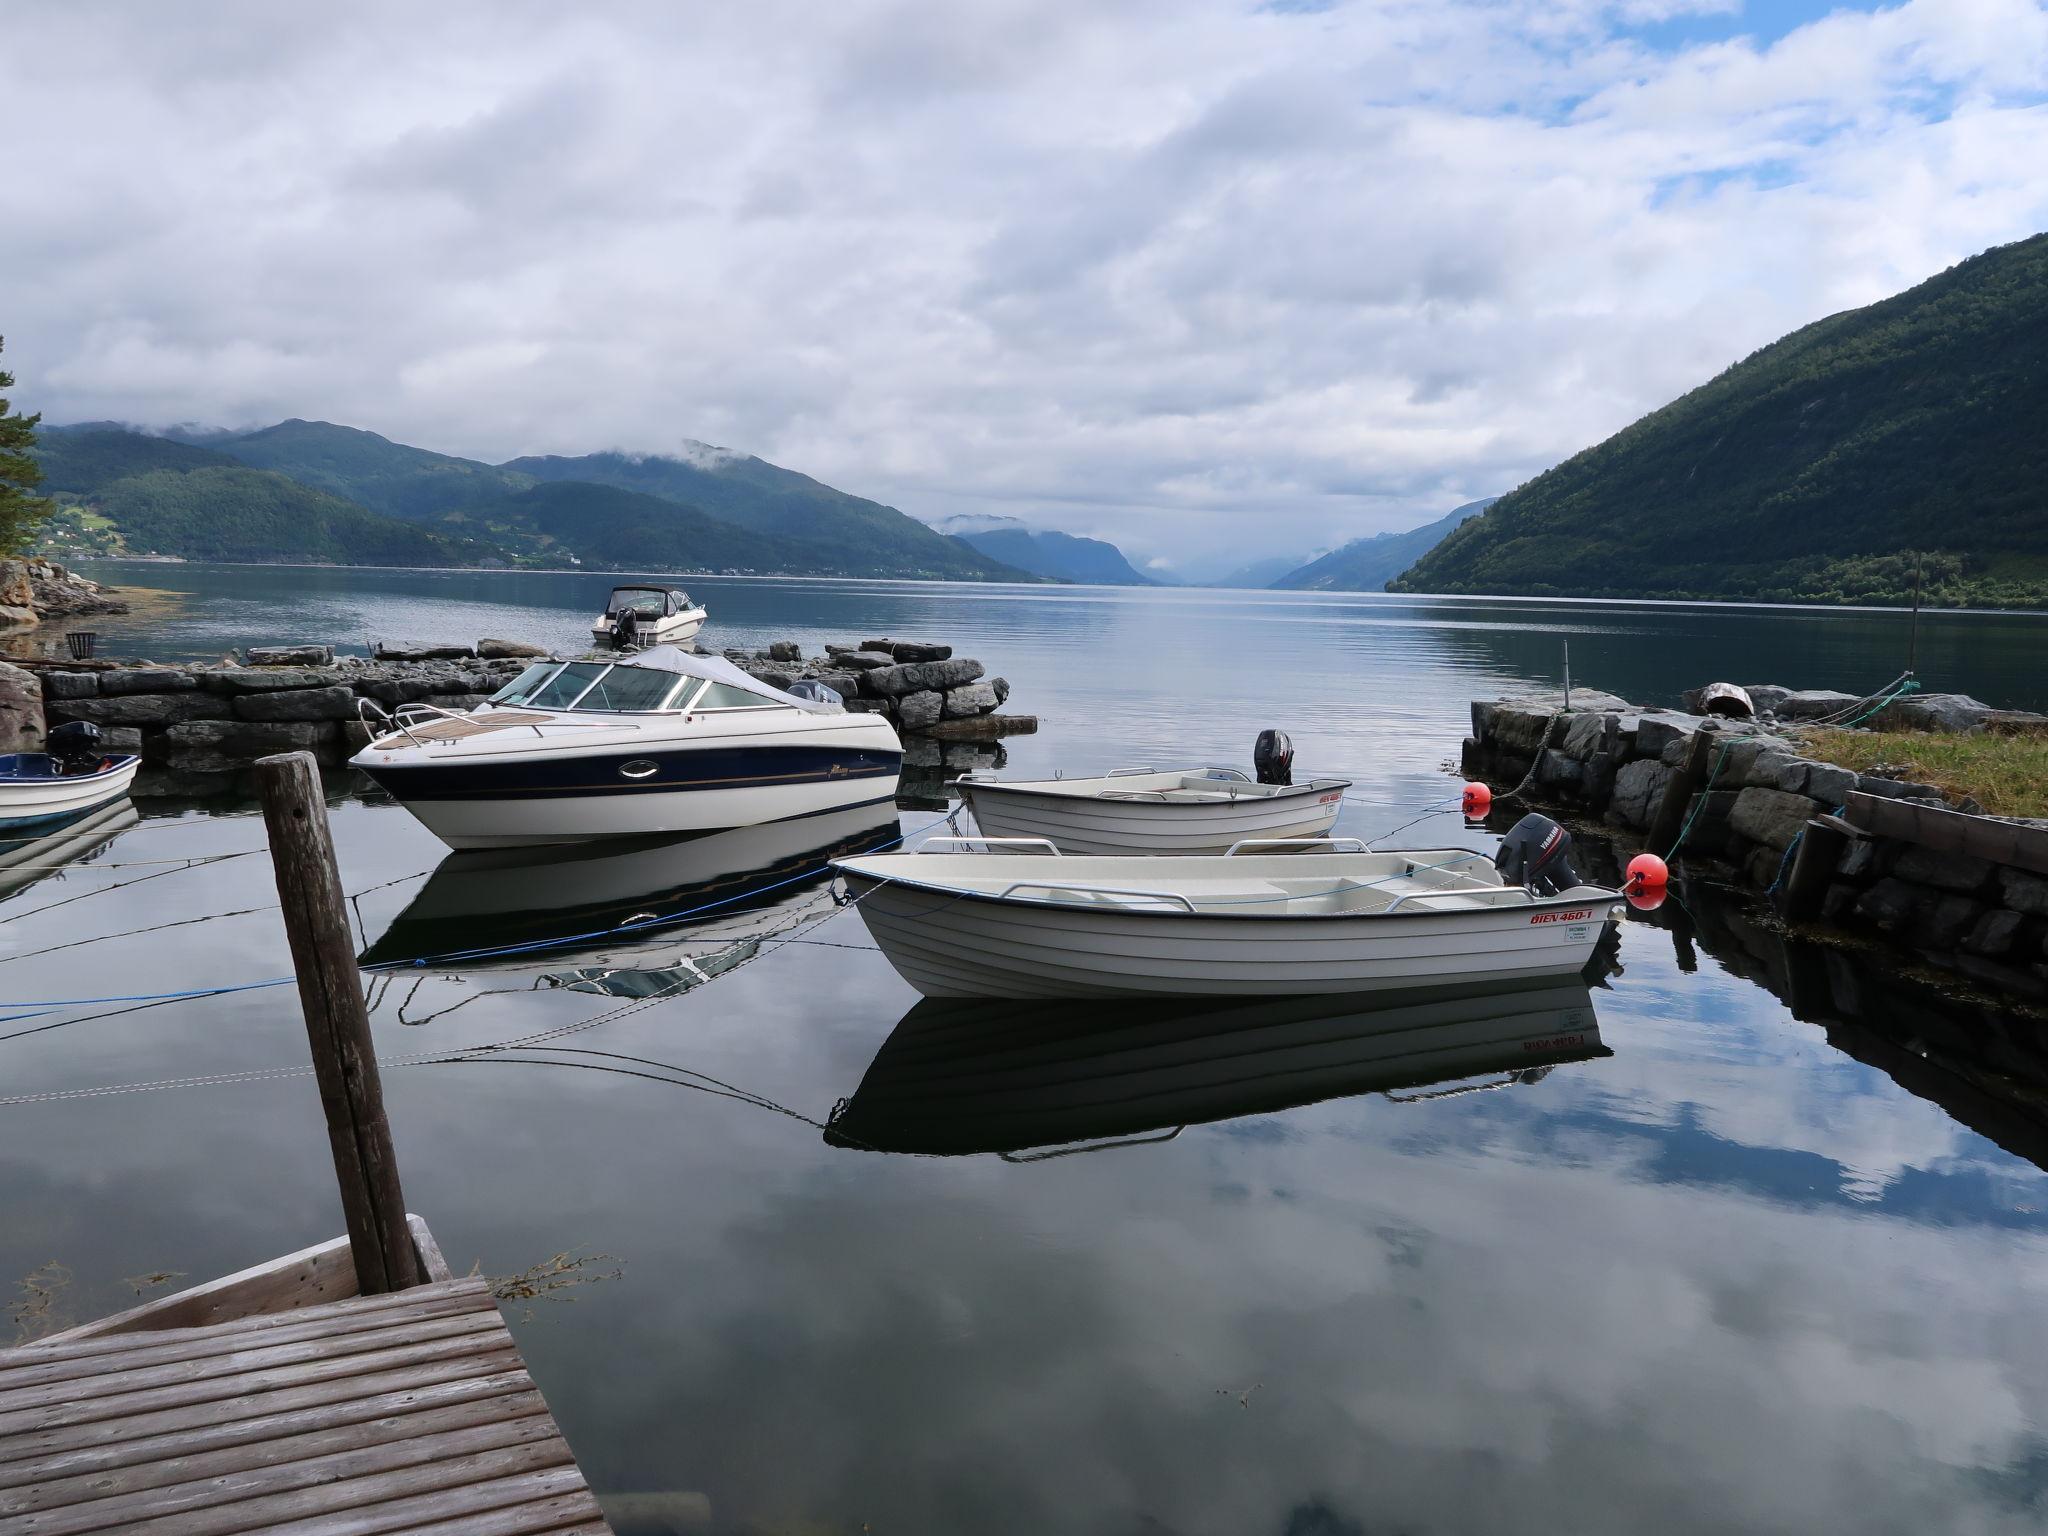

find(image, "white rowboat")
[0,753,141,831]
[832,842,1621,998]
[955,766,1349,855]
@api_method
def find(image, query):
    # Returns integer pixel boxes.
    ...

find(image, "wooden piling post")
[1779,814,1851,922]
[1646,729,1715,854]
[254,751,420,1295]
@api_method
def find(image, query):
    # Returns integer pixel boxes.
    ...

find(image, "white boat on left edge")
[832,843,1621,998]
[351,646,900,849]
[0,724,140,831]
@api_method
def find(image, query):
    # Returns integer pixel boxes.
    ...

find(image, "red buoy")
[1624,852,1669,902]
[1461,781,1492,819]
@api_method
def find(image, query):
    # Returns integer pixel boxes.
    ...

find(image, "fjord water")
[5,564,2048,1535]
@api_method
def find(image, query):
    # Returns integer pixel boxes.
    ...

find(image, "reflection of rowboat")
[0,800,141,902]
[954,767,1350,855]
[359,803,900,972]
[832,846,1620,998]
[825,980,1606,1157]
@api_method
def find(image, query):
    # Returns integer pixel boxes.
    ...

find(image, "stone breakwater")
[0,557,128,632]
[1465,686,2048,1005]
[0,634,1034,794]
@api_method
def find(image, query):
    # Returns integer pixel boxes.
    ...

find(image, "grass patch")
[1800,729,2048,818]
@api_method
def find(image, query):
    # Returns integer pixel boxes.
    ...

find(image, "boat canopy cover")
[614,645,840,713]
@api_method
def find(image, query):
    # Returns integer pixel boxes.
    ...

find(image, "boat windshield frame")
[603,585,691,618]
[487,660,793,716]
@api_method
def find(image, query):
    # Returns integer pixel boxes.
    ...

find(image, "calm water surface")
[4,565,2048,1535]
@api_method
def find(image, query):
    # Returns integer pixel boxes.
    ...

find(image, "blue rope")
[0,978,296,1009]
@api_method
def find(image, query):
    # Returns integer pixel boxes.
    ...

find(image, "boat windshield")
[489,662,564,705]
[606,587,672,618]
[488,660,695,713]
[572,665,684,712]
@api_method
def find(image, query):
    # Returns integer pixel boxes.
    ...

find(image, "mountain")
[1274,500,1496,591]
[34,425,487,565]
[1200,554,1314,590]
[87,467,482,565]
[504,448,1020,581]
[1393,233,2048,607]
[943,524,1154,585]
[456,481,838,573]
[210,419,533,519]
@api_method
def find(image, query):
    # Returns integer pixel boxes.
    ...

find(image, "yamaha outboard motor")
[610,607,640,650]
[47,720,106,777]
[1493,812,1584,896]
[1254,729,1294,786]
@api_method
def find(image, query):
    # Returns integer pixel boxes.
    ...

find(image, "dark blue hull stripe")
[359,744,903,802]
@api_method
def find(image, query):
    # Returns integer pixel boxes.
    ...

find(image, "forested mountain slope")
[1274,500,1495,591]
[1392,234,2048,607]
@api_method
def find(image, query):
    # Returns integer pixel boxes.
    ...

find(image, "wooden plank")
[254,752,420,1296]
[1844,791,2048,875]
[0,1355,523,1473]
[329,1492,610,1536]
[0,1311,506,1414]
[408,1215,455,1284]
[0,1286,487,1390]
[34,1238,360,1344]
[81,1441,576,1536]
[2,1388,546,1516]
[0,1332,516,1439]
[0,1369,534,1491]
[233,1467,599,1536]
[3,1414,563,1536]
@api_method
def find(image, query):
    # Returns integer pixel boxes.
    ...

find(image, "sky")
[3,0,2046,576]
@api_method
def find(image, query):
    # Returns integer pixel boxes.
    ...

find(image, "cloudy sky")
[4,0,2046,574]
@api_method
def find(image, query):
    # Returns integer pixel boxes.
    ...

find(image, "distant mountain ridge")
[1273,500,1496,591]
[929,515,1154,585]
[1394,232,2048,607]
[32,419,1035,579]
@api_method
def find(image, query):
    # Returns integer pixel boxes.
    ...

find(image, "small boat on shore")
[591,583,707,649]
[831,840,1622,999]
[825,980,1606,1157]
[351,646,901,849]
[0,724,141,831]
[954,766,1349,855]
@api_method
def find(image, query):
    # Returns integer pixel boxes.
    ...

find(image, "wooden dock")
[0,1225,613,1535]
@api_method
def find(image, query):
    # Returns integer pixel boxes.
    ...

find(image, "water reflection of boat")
[0,799,141,902]
[358,803,901,973]
[825,979,1606,1157]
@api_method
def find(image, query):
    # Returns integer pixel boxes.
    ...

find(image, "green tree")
[0,337,54,553]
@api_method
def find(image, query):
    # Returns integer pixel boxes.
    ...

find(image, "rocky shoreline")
[0,557,129,632]
[1464,683,2048,1004]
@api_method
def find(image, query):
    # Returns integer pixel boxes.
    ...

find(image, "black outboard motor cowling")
[47,720,107,776]
[1493,812,1584,896]
[1253,729,1294,786]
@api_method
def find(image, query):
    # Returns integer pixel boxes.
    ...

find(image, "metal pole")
[1907,551,1922,678]
[254,751,420,1295]
[1563,639,1572,713]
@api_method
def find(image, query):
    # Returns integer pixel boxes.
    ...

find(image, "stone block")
[1836,837,1881,880]
[1853,878,1924,933]
[1634,713,1697,762]
[1953,955,2048,1002]
[1535,749,1583,790]
[1582,751,1618,805]
[163,719,341,765]
[1744,750,1801,790]
[1802,762,1857,807]
[768,640,803,662]
[842,697,889,714]
[923,713,1037,741]
[1608,758,1671,829]
[1925,894,1983,949]
[100,726,145,755]
[0,661,44,754]
[867,658,986,697]
[1874,693,1994,733]
[861,638,894,654]
[891,642,951,662]
[1745,845,1786,888]
[233,686,361,723]
[40,670,100,700]
[338,720,374,754]
[1687,789,1740,848]
[835,650,898,672]
[1562,712,1614,758]
[200,666,346,693]
[901,737,942,768]
[1965,910,2025,957]
[374,642,474,661]
[1821,882,1860,922]
[1772,690,1861,722]
[1490,705,1556,756]
[812,672,860,700]
[1728,787,1822,850]
[246,645,333,666]
[1722,735,1796,786]
[991,676,1010,706]
[100,668,197,695]
[897,690,944,730]
[941,681,998,719]
[477,638,548,659]
[1999,869,2048,917]
[48,693,232,727]
[1892,846,1994,894]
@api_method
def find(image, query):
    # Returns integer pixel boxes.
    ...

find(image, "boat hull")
[959,777,1344,855]
[836,869,1617,999]
[0,755,141,830]
[591,611,706,648]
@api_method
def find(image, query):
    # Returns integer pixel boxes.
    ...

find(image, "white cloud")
[2,0,2044,569]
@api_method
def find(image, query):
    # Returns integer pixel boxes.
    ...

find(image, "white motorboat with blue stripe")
[351,645,900,849]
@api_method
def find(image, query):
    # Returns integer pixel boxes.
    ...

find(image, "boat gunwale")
[959,773,1350,807]
[834,864,1619,924]
[0,753,143,786]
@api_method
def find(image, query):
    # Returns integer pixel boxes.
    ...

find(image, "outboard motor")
[610,607,640,650]
[1493,812,1584,896]
[47,720,107,777]
[1254,729,1294,786]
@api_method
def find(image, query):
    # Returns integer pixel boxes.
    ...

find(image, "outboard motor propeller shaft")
[1493,812,1584,896]
[1254,729,1294,786]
